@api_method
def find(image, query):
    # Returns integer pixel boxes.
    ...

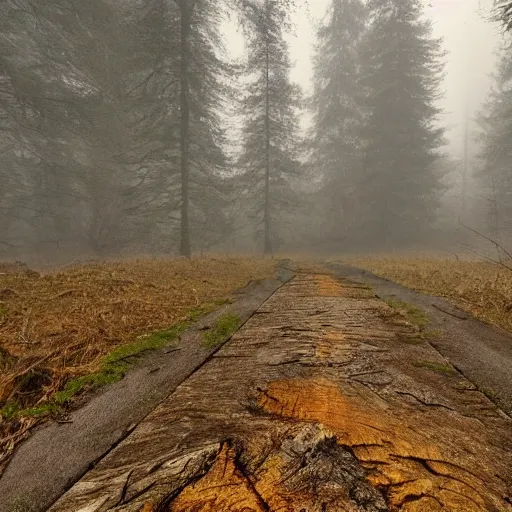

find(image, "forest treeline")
[0,0,507,261]
[477,38,512,245]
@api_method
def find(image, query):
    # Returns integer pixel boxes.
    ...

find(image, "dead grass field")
[347,256,512,333]
[0,256,276,467]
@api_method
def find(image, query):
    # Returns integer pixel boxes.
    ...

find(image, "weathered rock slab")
[49,274,512,512]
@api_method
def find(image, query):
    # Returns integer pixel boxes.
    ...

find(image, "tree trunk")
[263,0,271,256]
[179,1,191,257]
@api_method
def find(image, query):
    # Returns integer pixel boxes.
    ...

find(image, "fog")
[288,0,503,153]
[0,0,511,264]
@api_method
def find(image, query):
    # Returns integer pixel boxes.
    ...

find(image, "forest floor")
[39,271,512,512]
[344,255,512,333]
[0,256,277,472]
[1,256,512,511]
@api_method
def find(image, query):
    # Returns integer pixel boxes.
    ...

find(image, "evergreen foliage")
[477,41,512,238]
[309,0,367,246]
[0,0,231,259]
[238,0,301,254]
[356,0,445,248]
[0,0,455,259]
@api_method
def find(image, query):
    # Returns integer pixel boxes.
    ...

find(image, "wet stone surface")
[49,274,512,512]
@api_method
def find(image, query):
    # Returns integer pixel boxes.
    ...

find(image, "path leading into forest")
[45,272,512,512]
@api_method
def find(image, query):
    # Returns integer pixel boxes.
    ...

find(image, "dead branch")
[431,304,468,320]
[458,242,512,272]
[459,221,512,261]
[20,307,32,342]
[48,289,77,300]
[1,350,57,390]
[443,249,460,261]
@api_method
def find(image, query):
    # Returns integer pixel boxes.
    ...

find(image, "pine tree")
[309,0,367,245]
[238,0,301,254]
[477,41,512,240]
[0,0,233,258]
[0,52,35,255]
[495,0,512,30]
[173,0,232,256]
[0,0,179,256]
[357,0,445,249]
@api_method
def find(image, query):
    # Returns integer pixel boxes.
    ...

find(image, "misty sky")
[224,0,505,159]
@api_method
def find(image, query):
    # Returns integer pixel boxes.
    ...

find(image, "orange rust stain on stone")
[314,275,374,299]
[141,504,155,512]
[258,378,496,511]
[324,331,346,342]
[169,444,309,512]
[315,275,346,296]
[169,444,267,512]
[258,378,425,451]
[315,337,337,359]
[251,454,302,511]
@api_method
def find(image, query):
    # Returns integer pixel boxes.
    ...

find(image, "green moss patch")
[423,329,442,340]
[0,324,185,420]
[201,313,242,349]
[385,297,430,330]
[8,499,34,512]
[395,334,424,345]
[480,386,497,399]
[48,329,179,407]
[1,300,233,421]
[413,360,456,376]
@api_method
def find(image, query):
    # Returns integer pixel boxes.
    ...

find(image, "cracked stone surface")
[48,274,512,511]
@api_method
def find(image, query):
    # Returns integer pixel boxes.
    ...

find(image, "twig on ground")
[431,304,469,320]
[48,289,77,300]
[2,350,56,390]
[19,307,34,344]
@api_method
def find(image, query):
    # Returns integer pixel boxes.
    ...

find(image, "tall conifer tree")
[309,0,367,243]
[357,0,445,248]
[238,0,301,254]
[477,41,512,238]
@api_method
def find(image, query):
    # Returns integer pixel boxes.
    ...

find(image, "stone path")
[0,276,290,512]
[49,274,512,511]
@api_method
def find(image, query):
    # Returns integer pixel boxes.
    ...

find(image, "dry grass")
[0,256,276,465]
[347,256,512,333]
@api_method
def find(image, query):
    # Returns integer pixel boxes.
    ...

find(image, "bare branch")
[459,220,512,261]
[458,243,512,272]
